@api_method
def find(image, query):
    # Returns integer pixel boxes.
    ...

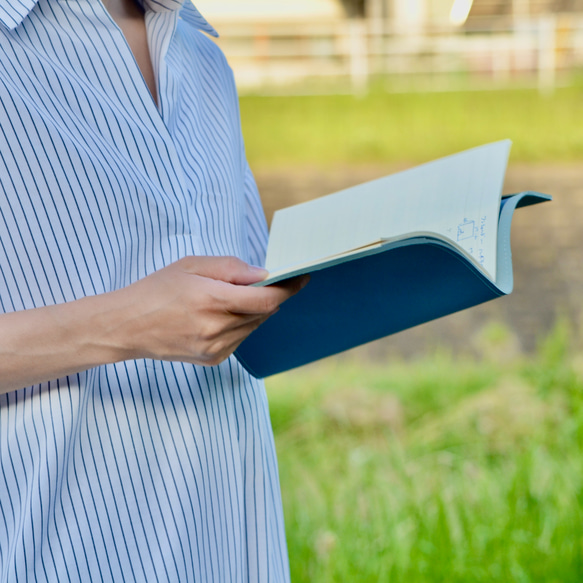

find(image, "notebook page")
[265,141,511,281]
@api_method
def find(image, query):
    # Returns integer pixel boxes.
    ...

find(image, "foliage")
[240,85,583,169]
[266,322,583,581]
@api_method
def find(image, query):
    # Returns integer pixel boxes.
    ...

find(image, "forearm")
[0,256,305,396]
[0,293,125,395]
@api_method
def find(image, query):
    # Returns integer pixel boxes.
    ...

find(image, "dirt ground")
[254,163,583,361]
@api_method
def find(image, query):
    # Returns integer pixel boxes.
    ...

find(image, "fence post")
[538,14,557,95]
[348,18,369,95]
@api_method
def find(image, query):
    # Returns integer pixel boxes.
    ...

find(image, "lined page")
[265,140,511,281]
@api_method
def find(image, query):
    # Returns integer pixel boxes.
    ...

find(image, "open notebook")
[235,141,551,378]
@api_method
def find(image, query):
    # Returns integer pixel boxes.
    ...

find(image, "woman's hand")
[0,256,307,394]
[107,256,307,365]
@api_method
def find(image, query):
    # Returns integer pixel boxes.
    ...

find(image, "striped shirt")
[0,1,290,581]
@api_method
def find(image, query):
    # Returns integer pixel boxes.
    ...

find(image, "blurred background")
[199,0,583,94]
[198,0,583,360]
[198,1,583,581]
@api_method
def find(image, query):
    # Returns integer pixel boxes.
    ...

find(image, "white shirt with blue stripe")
[0,1,290,581]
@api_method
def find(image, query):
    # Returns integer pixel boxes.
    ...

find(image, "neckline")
[100,0,159,106]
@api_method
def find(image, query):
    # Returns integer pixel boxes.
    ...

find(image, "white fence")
[211,14,583,93]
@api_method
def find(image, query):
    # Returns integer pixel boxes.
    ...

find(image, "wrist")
[68,290,140,365]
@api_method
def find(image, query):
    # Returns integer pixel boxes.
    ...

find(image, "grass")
[247,83,583,579]
[266,321,583,581]
[240,84,583,169]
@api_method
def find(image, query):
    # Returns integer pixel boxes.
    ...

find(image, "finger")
[223,312,273,346]
[210,310,272,336]
[224,312,272,340]
[178,256,268,286]
[222,275,309,316]
[268,274,310,293]
[194,314,274,366]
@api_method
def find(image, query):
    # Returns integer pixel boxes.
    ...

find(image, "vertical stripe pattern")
[0,1,289,581]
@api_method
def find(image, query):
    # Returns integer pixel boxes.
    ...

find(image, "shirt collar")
[0,0,217,36]
[0,0,38,29]
[179,1,218,37]
[139,0,218,37]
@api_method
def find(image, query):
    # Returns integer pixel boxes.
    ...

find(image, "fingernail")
[300,275,310,289]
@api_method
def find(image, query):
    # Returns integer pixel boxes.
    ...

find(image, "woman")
[0,0,303,580]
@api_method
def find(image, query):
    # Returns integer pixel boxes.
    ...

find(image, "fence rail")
[210,14,583,93]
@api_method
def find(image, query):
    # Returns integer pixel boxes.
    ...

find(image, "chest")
[0,7,248,309]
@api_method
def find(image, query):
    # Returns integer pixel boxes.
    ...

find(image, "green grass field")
[240,85,583,168]
[266,322,583,581]
[247,85,583,580]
